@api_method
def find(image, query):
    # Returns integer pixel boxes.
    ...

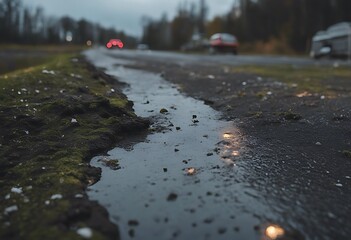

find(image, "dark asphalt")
[103,48,351,67]
[86,48,351,240]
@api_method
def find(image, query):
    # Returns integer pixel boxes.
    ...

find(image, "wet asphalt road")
[103,48,351,67]
[86,49,351,240]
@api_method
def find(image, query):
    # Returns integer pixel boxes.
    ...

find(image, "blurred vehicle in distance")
[181,33,209,52]
[106,39,124,49]
[209,33,239,55]
[137,44,149,51]
[310,22,351,59]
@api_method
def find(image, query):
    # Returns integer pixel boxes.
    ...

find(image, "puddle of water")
[85,50,275,240]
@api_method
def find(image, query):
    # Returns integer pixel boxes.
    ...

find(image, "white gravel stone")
[11,187,23,194]
[75,194,84,198]
[4,205,18,214]
[76,227,93,238]
[50,194,63,200]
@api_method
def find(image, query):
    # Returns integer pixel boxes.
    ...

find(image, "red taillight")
[107,39,124,49]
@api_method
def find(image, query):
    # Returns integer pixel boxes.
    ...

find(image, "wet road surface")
[85,50,287,240]
[85,49,350,240]
[100,48,351,68]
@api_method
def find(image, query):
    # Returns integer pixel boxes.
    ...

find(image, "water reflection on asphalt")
[85,49,279,240]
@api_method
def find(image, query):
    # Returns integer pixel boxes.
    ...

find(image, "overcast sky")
[24,0,234,37]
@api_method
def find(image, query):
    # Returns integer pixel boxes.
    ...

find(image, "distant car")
[209,33,239,54]
[137,44,149,51]
[310,22,351,59]
[106,39,124,49]
[181,33,209,52]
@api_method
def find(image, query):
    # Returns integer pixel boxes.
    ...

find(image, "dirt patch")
[0,54,149,239]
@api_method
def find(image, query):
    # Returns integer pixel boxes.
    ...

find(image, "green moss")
[276,111,302,121]
[109,98,129,108]
[343,150,351,159]
[98,158,121,170]
[255,91,266,99]
[248,111,263,118]
[0,53,147,239]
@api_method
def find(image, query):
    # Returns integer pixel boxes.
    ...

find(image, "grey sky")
[24,0,234,36]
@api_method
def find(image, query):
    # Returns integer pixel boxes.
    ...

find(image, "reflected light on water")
[265,225,285,239]
[186,167,196,175]
[232,150,239,156]
[223,133,233,139]
[219,130,243,166]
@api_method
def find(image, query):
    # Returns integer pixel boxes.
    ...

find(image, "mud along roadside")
[118,57,351,239]
[0,54,149,239]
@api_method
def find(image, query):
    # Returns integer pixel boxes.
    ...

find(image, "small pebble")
[50,194,63,200]
[203,218,213,224]
[4,205,18,214]
[11,187,23,194]
[76,227,93,239]
[160,108,168,114]
[218,227,227,234]
[128,220,139,226]
[75,194,84,198]
[167,193,178,201]
[128,229,135,237]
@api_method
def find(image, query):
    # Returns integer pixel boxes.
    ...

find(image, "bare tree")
[0,0,21,41]
[198,0,208,35]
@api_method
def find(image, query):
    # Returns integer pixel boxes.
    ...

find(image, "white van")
[310,22,351,59]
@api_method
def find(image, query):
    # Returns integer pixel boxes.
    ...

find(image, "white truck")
[310,22,351,59]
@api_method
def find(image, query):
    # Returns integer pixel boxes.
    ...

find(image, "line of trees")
[0,0,137,47]
[141,0,208,50]
[142,0,351,52]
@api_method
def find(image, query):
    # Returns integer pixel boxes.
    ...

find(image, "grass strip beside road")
[0,54,149,239]
[0,44,86,52]
[231,64,351,97]
[0,44,87,75]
